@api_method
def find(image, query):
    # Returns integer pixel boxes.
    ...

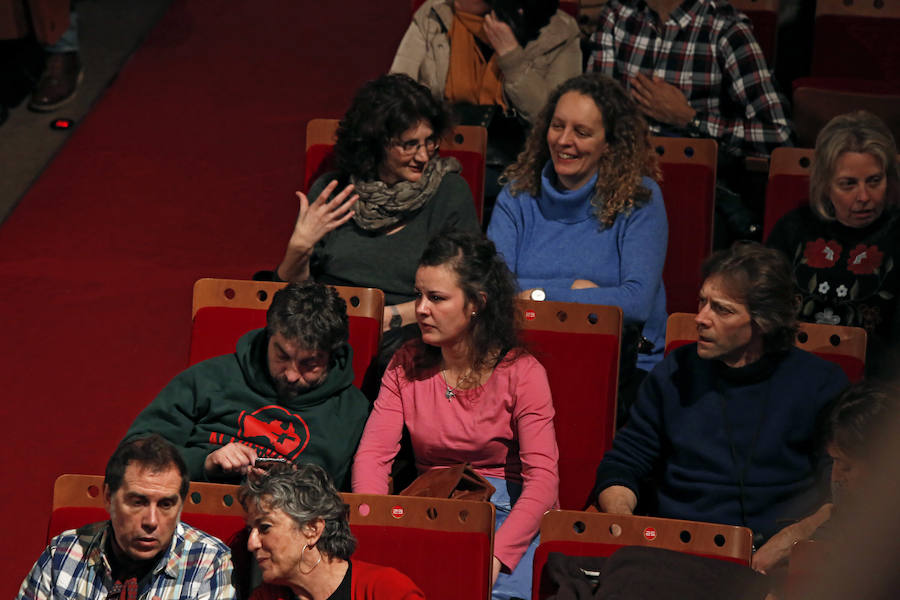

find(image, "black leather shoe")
[29,51,83,112]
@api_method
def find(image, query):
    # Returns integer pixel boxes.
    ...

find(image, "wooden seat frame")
[191,277,384,323]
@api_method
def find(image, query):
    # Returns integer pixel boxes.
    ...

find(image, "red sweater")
[250,560,425,600]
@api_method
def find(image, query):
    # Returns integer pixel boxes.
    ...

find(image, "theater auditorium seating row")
[531,509,753,600]
[47,474,495,600]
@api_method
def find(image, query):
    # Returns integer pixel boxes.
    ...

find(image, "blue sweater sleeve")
[548,182,668,323]
[486,184,522,270]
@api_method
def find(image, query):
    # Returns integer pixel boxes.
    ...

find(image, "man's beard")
[273,374,324,400]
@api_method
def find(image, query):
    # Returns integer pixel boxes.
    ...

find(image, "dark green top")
[126,329,369,487]
[309,171,480,305]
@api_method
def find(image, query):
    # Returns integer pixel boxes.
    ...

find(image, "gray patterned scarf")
[350,156,462,231]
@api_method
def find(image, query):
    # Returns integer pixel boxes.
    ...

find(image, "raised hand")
[484,12,521,57]
[277,180,358,281]
[288,180,358,251]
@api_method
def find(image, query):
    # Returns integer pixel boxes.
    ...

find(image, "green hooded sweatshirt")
[126,329,369,487]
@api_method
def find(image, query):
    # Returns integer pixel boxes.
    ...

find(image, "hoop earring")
[299,543,322,575]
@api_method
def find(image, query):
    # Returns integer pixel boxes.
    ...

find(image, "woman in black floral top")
[767,111,900,379]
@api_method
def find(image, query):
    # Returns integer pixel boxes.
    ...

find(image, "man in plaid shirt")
[17,435,236,600]
[588,0,791,158]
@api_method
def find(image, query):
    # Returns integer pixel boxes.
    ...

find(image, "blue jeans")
[486,476,539,600]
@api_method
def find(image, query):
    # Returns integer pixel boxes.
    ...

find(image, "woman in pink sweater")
[352,231,559,600]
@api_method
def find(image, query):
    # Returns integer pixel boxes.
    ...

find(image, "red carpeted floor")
[0,0,407,591]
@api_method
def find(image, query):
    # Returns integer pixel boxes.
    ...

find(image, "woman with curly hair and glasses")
[352,231,559,600]
[767,111,900,380]
[241,463,424,599]
[486,72,668,409]
[270,73,480,368]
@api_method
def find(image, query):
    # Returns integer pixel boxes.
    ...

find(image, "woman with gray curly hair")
[240,463,424,600]
[767,110,900,379]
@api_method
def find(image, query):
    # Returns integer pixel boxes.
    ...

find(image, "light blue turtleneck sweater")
[487,162,669,371]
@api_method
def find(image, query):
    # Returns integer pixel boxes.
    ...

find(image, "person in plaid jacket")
[588,0,791,158]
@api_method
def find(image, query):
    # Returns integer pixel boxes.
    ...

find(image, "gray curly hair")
[238,463,357,560]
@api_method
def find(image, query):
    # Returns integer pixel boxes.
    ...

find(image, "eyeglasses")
[392,137,440,156]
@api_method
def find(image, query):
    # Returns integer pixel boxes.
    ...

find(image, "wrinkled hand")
[287,180,358,253]
[484,12,521,56]
[629,73,695,128]
[571,279,599,290]
[204,443,259,476]
[751,528,795,574]
[518,288,537,300]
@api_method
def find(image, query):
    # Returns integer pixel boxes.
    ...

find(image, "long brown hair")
[502,73,660,227]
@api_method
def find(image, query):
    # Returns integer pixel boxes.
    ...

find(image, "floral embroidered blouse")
[767,205,900,379]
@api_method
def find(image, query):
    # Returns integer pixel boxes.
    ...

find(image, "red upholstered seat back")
[189,306,380,391]
[762,146,814,240]
[353,526,491,598]
[304,143,337,192]
[443,148,485,222]
[812,16,900,81]
[658,160,716,314]
[521,328,619,510]
[762,177,809,240]
[815,352,864,383]
[343,493,494,600]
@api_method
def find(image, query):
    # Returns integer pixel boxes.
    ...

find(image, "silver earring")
[471,311,477,317]
[299,543,322,574]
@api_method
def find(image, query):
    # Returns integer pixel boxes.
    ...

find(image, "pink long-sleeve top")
[352,345,560,570]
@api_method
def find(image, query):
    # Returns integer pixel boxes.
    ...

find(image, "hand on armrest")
[596,485,637,515]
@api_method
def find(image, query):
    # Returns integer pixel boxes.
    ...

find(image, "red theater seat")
[762,147,814,240]
[652,137,718,314]
[532,510,753,600]
[344,493,495,600]
[792,78,900,149]
[665,313,867,382]
[190,278,384,394]
[304,118,487,223]
[519,300,622,510]
[47,476,494,600]
[811,0,900,81]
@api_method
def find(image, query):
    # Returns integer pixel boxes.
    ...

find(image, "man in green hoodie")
[125,282,369,488]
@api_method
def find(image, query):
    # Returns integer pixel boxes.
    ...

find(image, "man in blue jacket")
[593,243,848,554]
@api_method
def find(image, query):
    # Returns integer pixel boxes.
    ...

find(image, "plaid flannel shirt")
[17,521,236,600]
[589,0,791,157]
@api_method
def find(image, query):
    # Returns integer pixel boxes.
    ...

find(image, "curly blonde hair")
[502,73,660,228]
